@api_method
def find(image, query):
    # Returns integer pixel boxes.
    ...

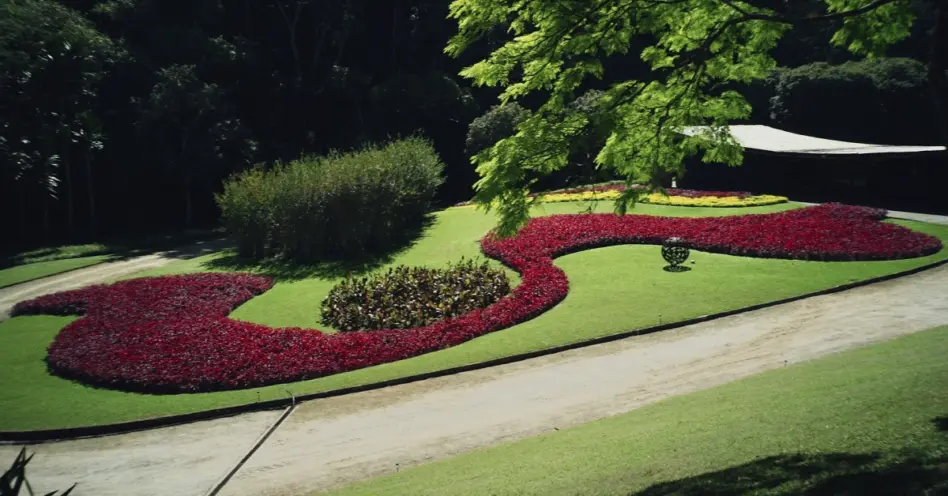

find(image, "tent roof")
[682,125,946,156]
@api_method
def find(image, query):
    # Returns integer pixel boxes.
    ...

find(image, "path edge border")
[3,255,946,444]
[0,258,113,292]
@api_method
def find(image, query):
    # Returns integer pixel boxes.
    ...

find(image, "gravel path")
[0,410,283,496]
[0,239,230,319]
[4,262,947,496]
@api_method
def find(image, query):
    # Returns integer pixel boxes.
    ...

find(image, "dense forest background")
[0,0,943,247]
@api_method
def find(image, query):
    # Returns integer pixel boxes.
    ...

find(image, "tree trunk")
[184,175,193,228]
[17,184,26,241]
[84,147,96,234]
[63,138,75,235]
[42,190,50,242]
[276,1,303,86]
[392,0,399,71]
[929,3,948,145]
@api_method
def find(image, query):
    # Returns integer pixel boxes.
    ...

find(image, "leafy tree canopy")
[446,0,917,235]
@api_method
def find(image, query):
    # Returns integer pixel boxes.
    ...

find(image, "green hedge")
[217,138,444,262]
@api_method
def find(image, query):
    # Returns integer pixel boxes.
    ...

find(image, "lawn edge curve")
[2,253,945,444]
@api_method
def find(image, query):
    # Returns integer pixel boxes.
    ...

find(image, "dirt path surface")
[4,262,945,496]
[219,264,948,496]
[0,239,230,319]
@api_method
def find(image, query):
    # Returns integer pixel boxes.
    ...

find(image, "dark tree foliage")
[770,58,939,145]
[466,103,532,157]
[2,0,483,247]
[0,0,943,248]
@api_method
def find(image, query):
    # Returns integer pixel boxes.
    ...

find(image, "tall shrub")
[216,166,277,259]
[217,138,444,262]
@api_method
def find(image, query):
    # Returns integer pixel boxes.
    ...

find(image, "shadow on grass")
[201,214,438,282]
[662,265,692,273]
[933,416,948,433]
[0,228,228,269]
[633,449,948,495]
[202,253,389,281]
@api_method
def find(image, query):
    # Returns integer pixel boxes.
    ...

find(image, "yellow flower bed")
[643,193,788,207]
[540,190,622,202]
[537,190,788,207]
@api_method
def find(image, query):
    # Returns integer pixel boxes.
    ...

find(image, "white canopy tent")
[682,125,946,156]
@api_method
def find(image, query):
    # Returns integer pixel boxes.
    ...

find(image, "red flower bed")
[12,204,942,394]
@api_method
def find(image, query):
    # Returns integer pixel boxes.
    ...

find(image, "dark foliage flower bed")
[12,204,942,394]
[321,259,511,331]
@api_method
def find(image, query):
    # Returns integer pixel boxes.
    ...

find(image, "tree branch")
[717,0,900,24]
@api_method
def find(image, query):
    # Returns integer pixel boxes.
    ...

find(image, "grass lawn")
[2,201,947,431]
[0,255,114,289]
[329,325,948,496]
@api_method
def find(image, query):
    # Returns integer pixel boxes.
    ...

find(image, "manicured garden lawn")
[328,325,948,496]
[2,201,947,430]
[0,255,113,289]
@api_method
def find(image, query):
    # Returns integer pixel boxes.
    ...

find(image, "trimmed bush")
[321,258,511,332]
[217,138,444,262]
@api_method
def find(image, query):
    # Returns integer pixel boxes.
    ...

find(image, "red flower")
[12,204,941,393]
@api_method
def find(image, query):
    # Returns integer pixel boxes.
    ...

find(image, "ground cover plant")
[322,259,511,332]
[326,326,948,496]
[3,202,948,431]
[9,204,941,394]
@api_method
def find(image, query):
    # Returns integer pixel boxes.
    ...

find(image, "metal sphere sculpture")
[661,237,690,267]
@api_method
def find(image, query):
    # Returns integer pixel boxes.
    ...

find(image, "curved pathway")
[3,259,948,496]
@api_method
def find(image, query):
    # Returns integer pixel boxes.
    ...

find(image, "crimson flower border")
[12,204,942,394]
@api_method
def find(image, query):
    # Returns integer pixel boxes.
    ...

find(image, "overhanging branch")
[718,0,900,24]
